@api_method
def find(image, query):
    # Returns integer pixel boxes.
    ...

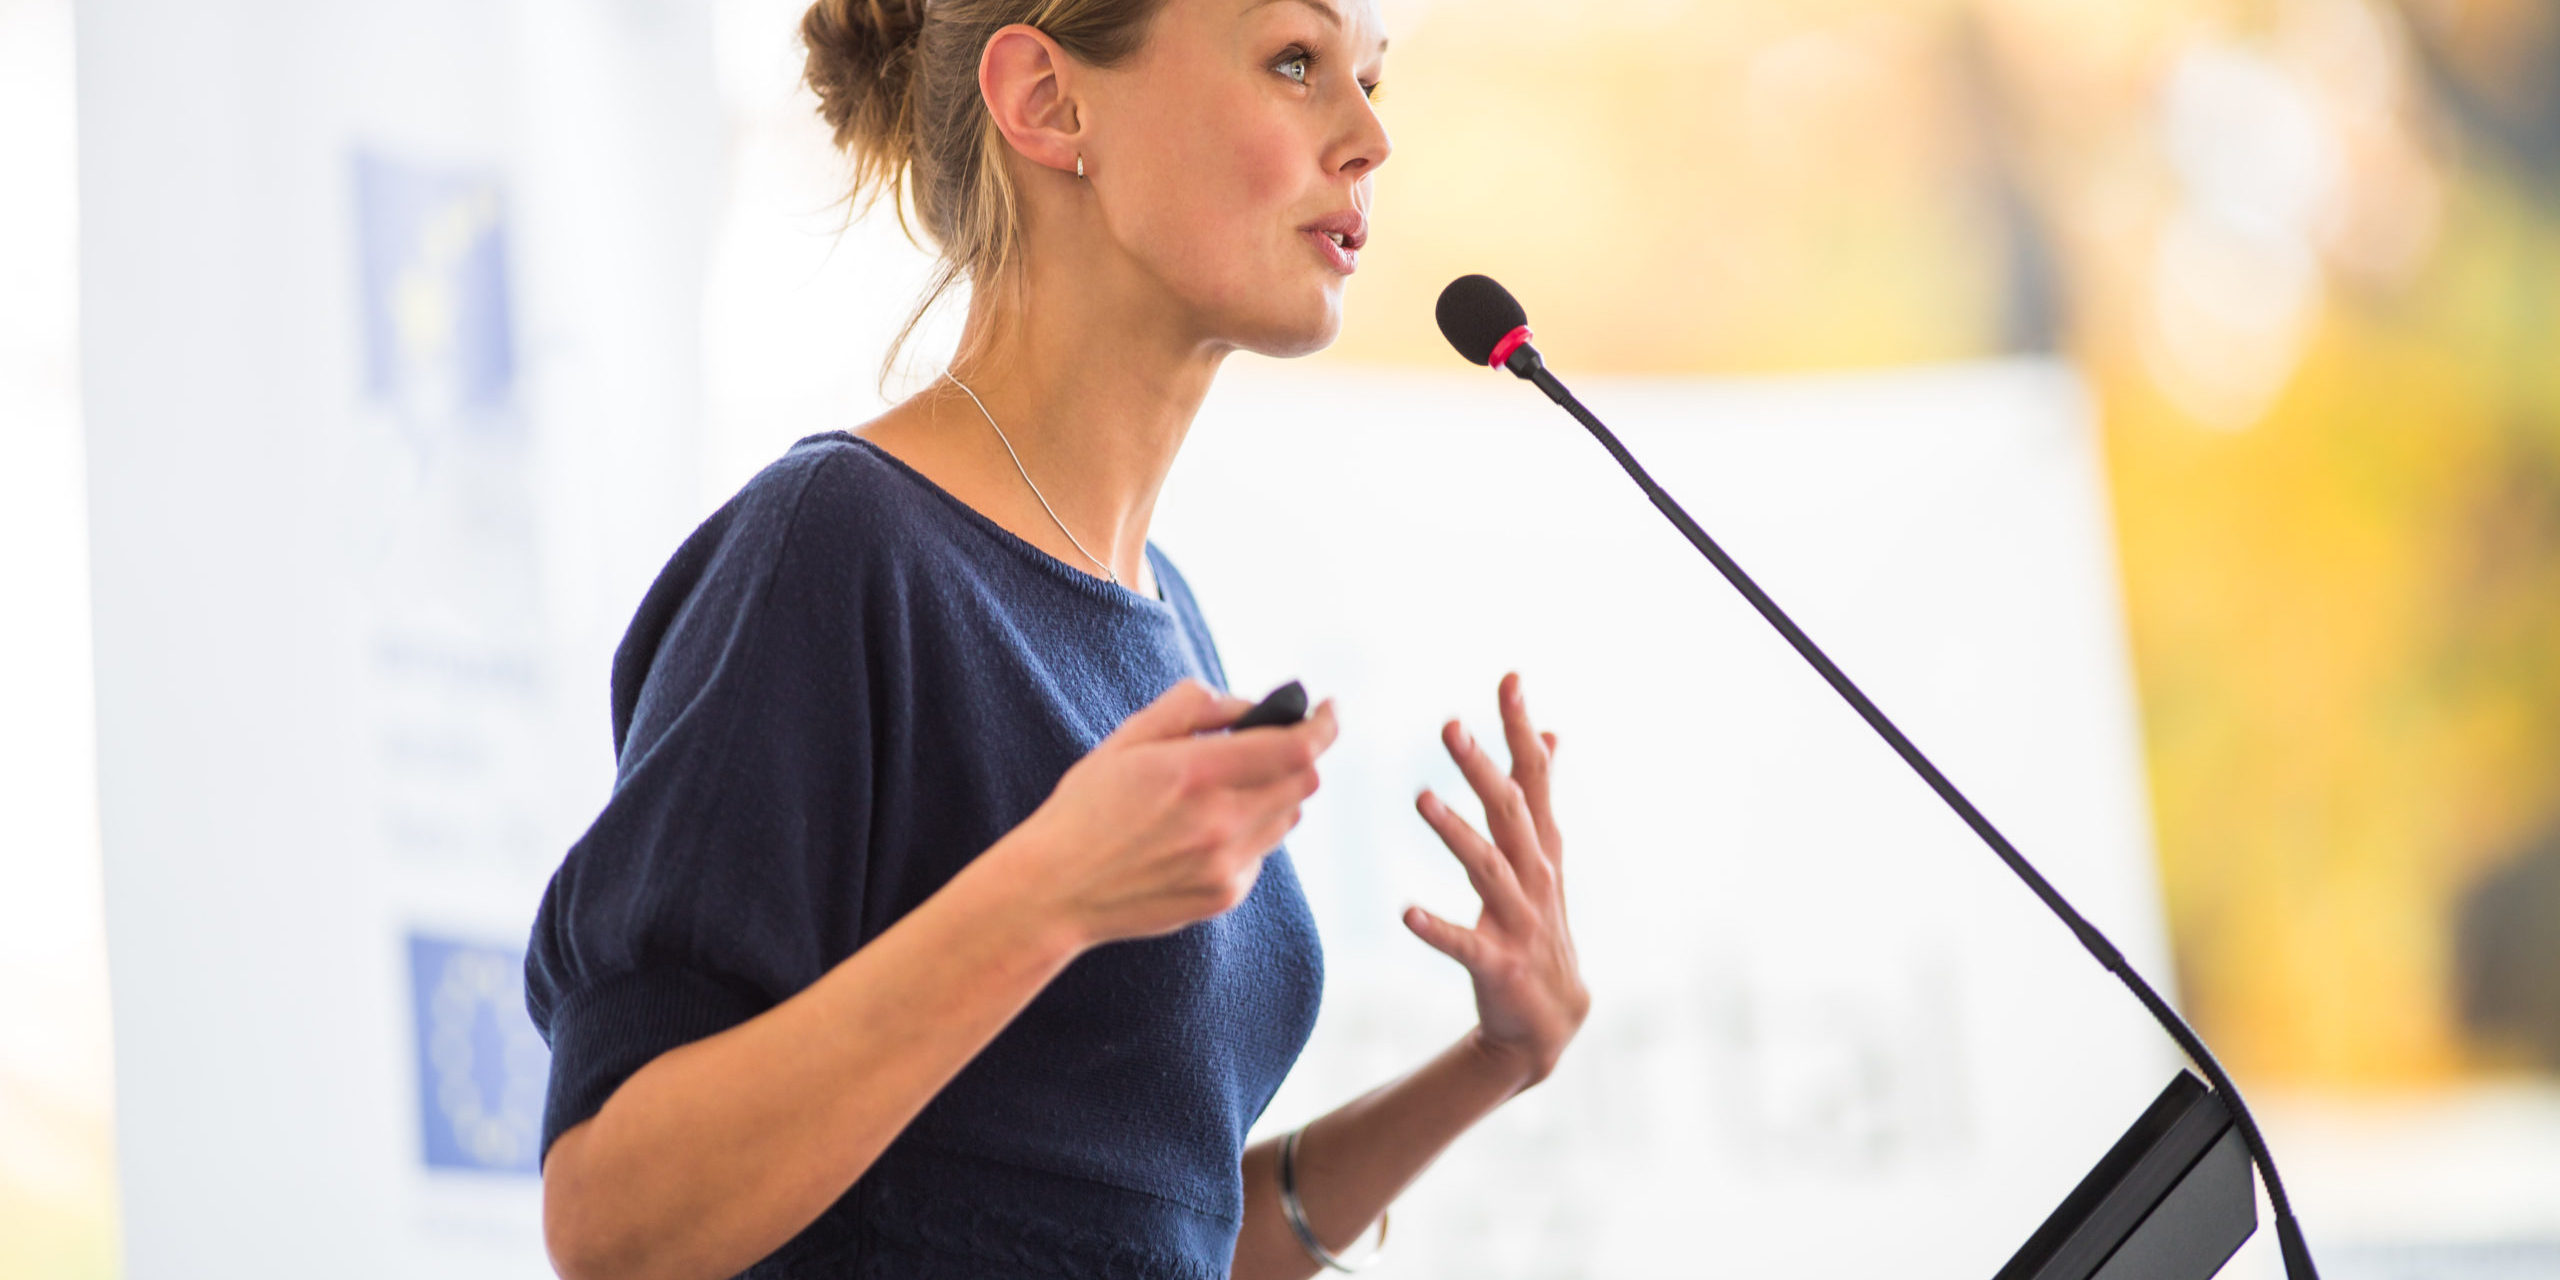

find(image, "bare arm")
[541,833,1084,1280]
[540,679,1338,1280]
[1232,671,1590,1280]
[1230,1029,1534,1280]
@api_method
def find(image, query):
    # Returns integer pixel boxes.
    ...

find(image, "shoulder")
[605,433,922,749]
[663,432,949,596]
[723,432,920,548]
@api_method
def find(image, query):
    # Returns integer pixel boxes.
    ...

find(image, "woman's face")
[1083,0,1392,357]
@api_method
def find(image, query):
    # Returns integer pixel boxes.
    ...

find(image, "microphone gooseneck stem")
[1506,347,2317,1280]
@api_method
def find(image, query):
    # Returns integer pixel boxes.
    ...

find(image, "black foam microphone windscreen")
[1435,274,1528,366]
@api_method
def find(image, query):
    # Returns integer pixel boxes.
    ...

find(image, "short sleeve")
[524,447,878,1167]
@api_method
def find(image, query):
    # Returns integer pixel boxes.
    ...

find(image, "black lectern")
[1999,1072,2258,1280]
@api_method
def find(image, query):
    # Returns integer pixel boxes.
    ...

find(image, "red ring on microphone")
[1486,324,1533,369]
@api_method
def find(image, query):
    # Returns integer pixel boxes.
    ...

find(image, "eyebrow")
[1248,0,1389,50]
[1252,0,1337,25]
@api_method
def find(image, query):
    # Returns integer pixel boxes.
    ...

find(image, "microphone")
[1439,273,2318,1280]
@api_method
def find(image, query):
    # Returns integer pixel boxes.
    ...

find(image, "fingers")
[1442,712,1552,893]
[1232,802,1302,867]
[1108,677,1253,746]
[1402,904,1486,969]
[1496,674,1565,863]
[1187,697,1338,789]
[1416,787,1529,927]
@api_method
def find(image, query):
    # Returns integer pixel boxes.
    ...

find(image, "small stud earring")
[1075,154,1085,180]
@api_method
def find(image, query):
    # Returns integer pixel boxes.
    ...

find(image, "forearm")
[542,833,1086,1280]
[1230,1029,1535,1280]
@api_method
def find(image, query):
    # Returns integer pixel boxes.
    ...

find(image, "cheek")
[1116,82,1309,289]
[1210,109,1304,217]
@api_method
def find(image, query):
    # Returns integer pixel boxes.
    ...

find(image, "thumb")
[1102,677,1251,747]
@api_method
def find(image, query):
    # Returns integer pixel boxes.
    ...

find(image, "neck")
[936,254,1231,590]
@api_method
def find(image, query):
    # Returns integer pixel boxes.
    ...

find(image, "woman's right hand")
[1011,677,1338,948]
[540,676,1326,1280]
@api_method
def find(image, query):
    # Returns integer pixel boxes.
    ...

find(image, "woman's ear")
[980,24,1085,178]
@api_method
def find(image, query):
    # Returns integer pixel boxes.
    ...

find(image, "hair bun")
[794,0,1166,387]
[802,0,925,165]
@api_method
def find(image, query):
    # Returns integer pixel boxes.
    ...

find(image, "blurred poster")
[353,149,518,421]
[352,144,558,1199]
[350,147,551,887]
[408,932,550,1176]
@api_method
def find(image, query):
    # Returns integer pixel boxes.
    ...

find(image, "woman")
[525,0,1589,1276]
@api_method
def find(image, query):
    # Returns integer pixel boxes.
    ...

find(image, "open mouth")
[1301,215,1366,274]
[1304,229,1359,274]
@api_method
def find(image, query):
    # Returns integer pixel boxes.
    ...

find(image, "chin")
[1234,290,1345,360]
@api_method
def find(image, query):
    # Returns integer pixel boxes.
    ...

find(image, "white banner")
[1162,357,2192,1279]
[80,1,718,1274]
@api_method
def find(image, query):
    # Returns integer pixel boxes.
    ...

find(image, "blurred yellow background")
[1328,0,2560,1090]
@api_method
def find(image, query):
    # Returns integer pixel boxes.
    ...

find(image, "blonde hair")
[800,0,1168,379]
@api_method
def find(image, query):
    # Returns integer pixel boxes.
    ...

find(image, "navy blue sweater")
[525,433,1325,1279]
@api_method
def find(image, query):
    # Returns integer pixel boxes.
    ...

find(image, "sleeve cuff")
[538,966,773,1169]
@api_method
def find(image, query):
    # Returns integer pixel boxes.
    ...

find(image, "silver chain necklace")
[944,372,1123,590]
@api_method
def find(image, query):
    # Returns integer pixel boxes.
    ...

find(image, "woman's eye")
[1277,53,1311,84]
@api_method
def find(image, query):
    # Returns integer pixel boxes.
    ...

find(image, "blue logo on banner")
[407,932,549,1175]
[353,149,517,421]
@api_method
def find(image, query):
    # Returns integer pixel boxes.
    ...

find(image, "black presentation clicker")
[1229,680,1309,732]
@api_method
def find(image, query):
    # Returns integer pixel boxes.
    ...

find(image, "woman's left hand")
[1405,671,1591,1092]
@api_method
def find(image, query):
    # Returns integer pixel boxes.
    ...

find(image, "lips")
[1302,210,1368,250]
[1302,229,1358,274]
[1299,209,1367,275]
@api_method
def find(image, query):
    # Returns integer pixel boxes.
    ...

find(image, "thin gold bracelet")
[1278,1125,1390,1272]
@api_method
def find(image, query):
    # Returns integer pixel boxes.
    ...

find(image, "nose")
[1333,93,1392,179]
